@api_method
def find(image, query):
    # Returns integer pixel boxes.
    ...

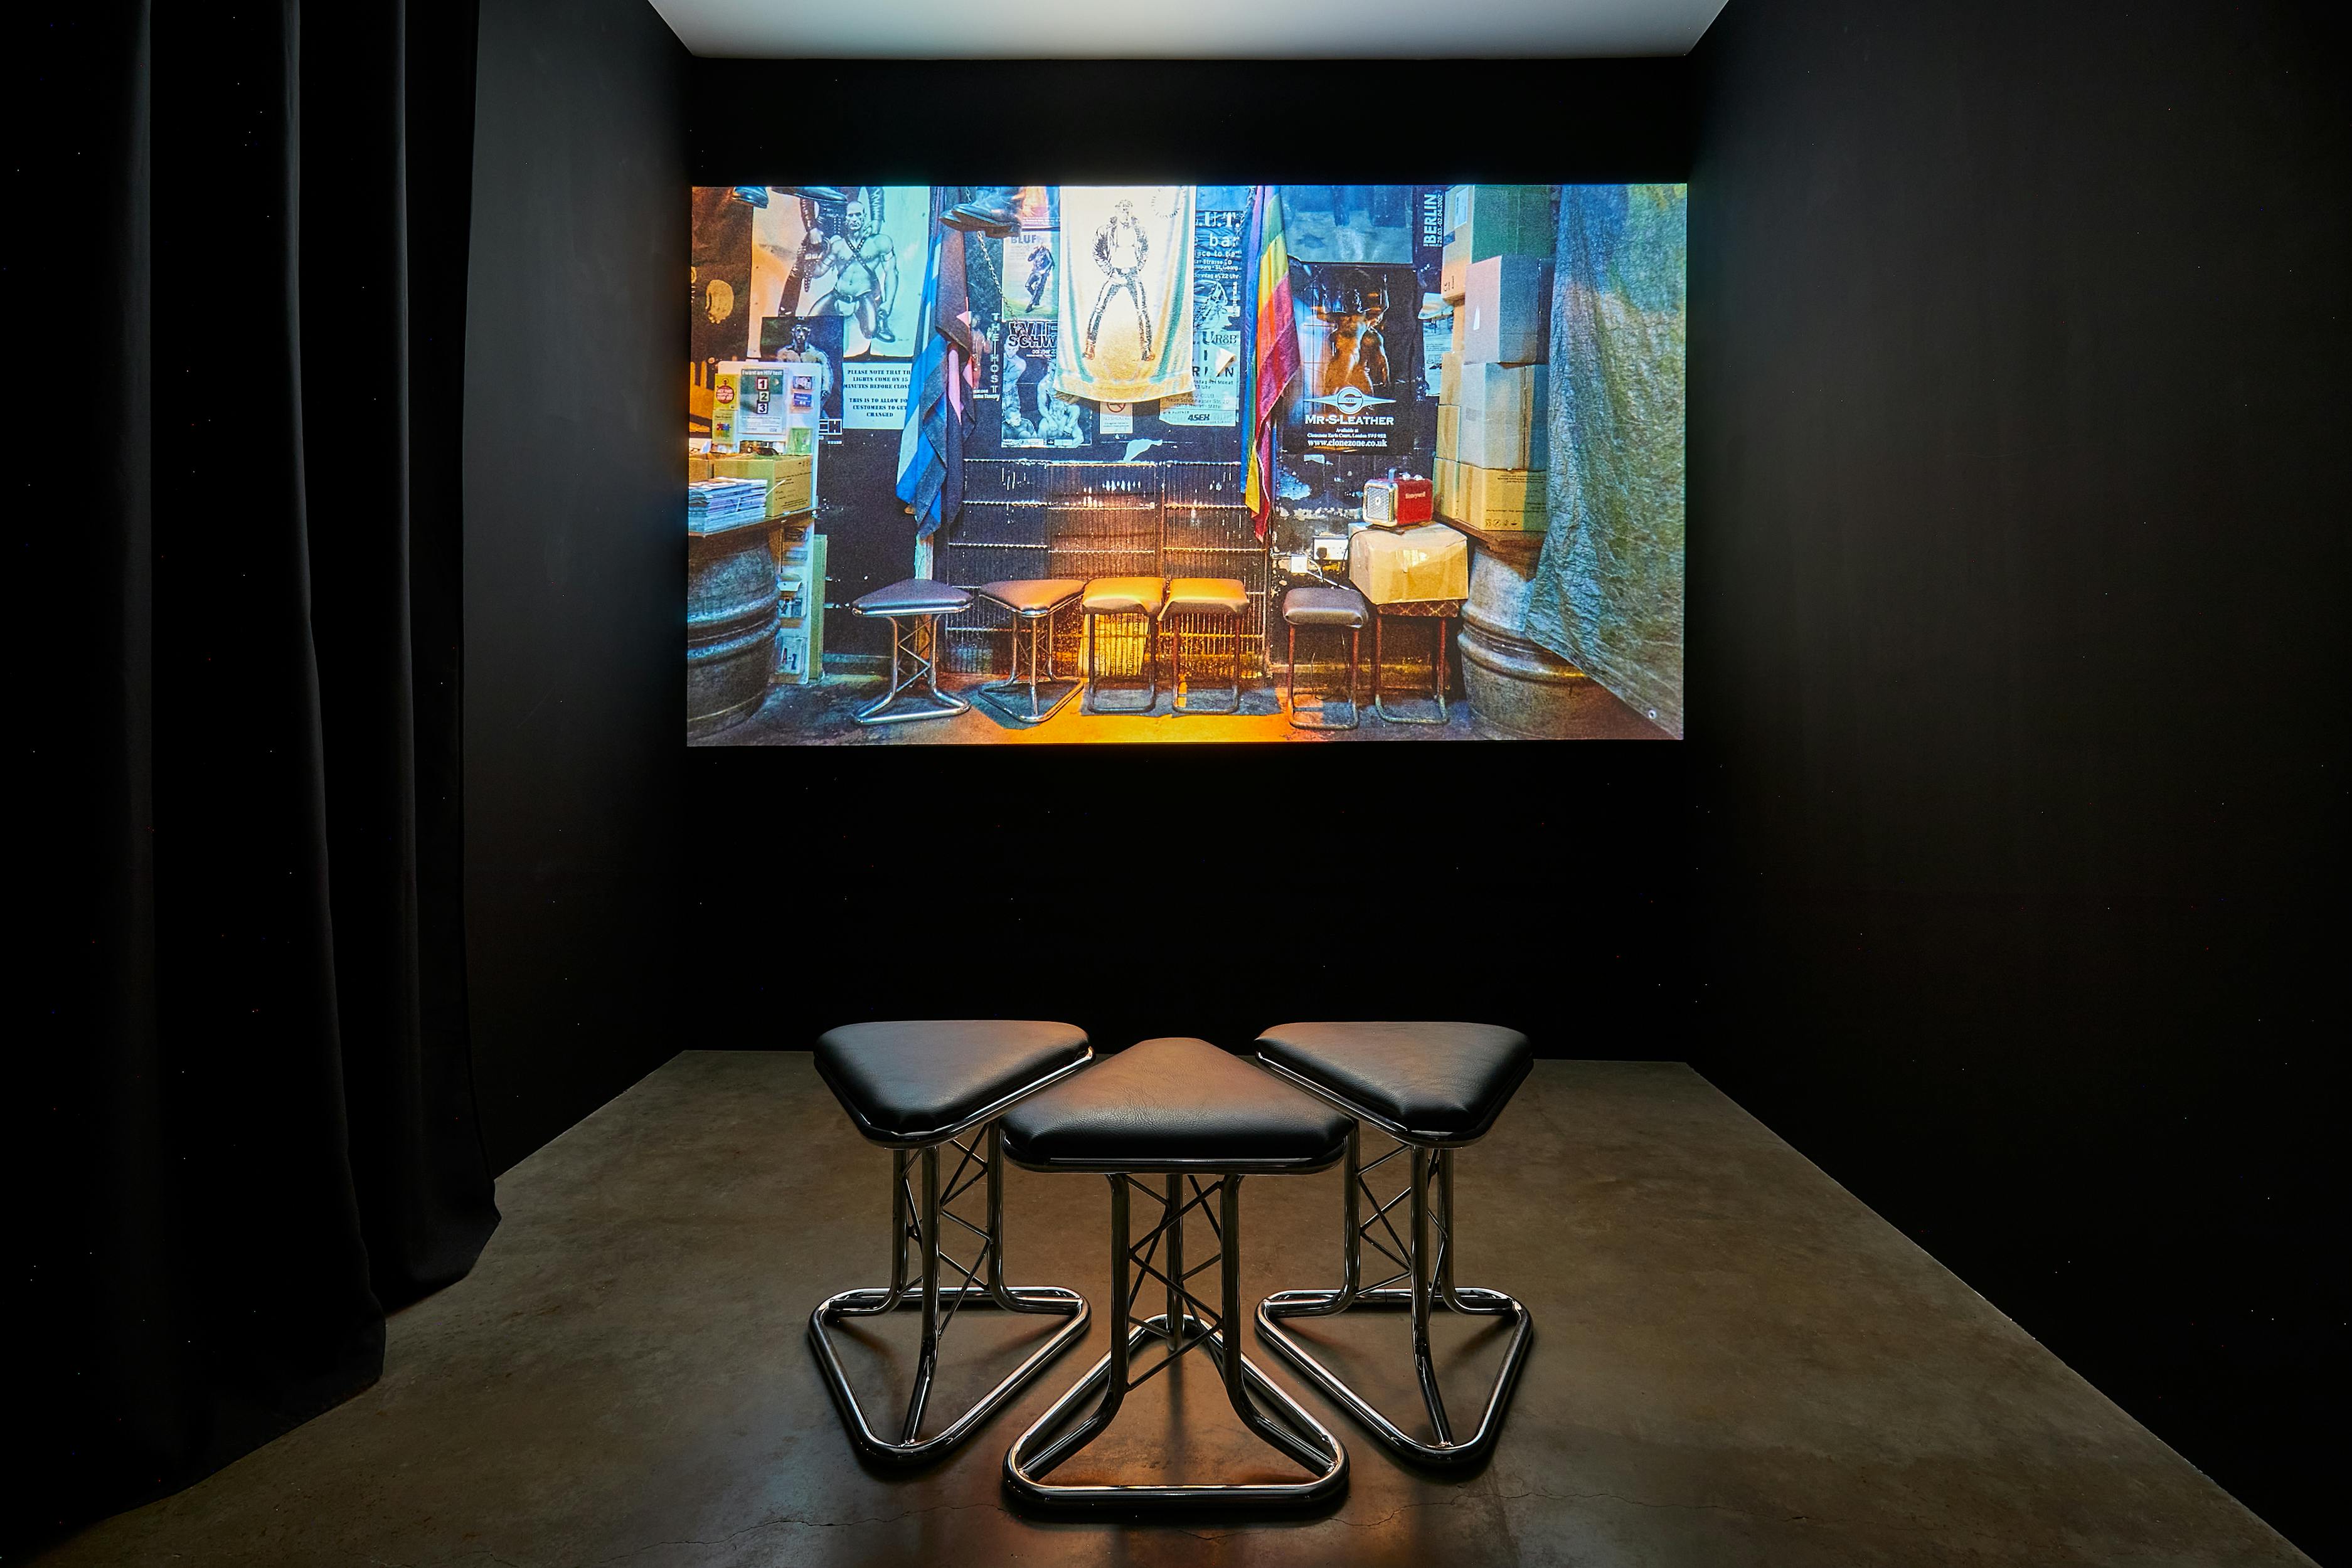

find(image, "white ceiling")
[649,0,1728,59]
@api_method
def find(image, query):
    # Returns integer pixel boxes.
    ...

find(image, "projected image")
[687,184,1686,744]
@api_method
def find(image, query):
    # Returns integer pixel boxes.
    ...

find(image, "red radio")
[1388,471,1433,524]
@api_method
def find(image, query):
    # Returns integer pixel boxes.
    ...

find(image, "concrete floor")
[38,1053,2311,1567]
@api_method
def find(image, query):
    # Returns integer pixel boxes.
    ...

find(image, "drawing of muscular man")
[1084,199,1152,360]
[810,193,899,347]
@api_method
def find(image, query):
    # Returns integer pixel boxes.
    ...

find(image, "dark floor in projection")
[693,667,1668,745]
[36,1053,2312,1568]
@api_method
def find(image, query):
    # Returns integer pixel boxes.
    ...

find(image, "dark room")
[11,0,2346,1564]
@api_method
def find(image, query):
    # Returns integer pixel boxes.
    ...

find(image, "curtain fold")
[15,0,497,1550]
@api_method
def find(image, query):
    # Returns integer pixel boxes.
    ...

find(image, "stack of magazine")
[687,479,768,533]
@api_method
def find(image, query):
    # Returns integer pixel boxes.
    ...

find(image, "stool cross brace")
[857,610,970,725]
[1005,1172,1348,1508]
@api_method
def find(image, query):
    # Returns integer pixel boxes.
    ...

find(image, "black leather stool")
[809,1020,1095,1463]
[999,1037,1351,1510]
[1280,583,1370,730]
[1252,1021,1535,1466]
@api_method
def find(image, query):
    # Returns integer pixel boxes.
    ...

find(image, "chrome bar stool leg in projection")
[1163,577,1248,716]
[1369,598,1463,726]
[1079,576,1166,714]
[807,1021,1095,1463]
[849,579,976,726]
[1280,582,1370,731]
[974,578,1085,725]
[999,1038,1351,1510]
[1253,1022,1536,1467]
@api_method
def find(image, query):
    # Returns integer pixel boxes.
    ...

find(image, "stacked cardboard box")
[688,451,816,520]
[1455,465,1548,535]
[1439,184,1553,303]
[1435,184,1553,534]
[1455,363,1549,471]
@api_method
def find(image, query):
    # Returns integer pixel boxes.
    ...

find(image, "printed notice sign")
[841,360,913,430]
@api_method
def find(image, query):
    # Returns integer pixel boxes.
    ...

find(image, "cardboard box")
[1461,256,1554,366]
[688,452,815,519]
[1439,350,1462,407]
[1444,184,1554,250]
[1440,231,1471,302]
[767,455,814,517]
[1453,464,1549,532]
[1455,362,1541,422]
[1455,364,1549,469]
[1437,403,1461,462]
[1348,522,1471,605]
[1441,186,1551,299]
[1450,309,1466,356]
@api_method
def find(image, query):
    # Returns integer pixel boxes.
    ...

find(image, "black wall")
[682,58,1702,1062]
[1687,1,2348,1559]
[464,0,691,1170]
[669,33,2343,1557]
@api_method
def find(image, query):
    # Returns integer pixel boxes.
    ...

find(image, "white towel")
[1051,186,1195,405]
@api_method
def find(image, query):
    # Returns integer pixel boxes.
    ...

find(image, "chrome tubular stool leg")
[850,580,976,726]
[1283,618,1363,731]
[1281,583,1368,730]
[1252,1020,1536,1468]
[1082,607,1159,714]
[1165,578,1247,716]
[975,579,1084,725]
[1369,600,1460,726]
[1005,1170,1348,1509]
[810,1122,1092,1464]
[998,1036,1353,1512]
[1257,1125,1533,1468]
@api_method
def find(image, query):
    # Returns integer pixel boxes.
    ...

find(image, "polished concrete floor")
[40,1053,2311,1567]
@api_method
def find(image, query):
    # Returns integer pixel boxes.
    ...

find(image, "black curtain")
[13,0,498,1551]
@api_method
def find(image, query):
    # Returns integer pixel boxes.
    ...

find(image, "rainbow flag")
[1240,186,1298,539]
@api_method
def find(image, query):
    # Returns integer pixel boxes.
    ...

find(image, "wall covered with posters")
[686,179,1686,746]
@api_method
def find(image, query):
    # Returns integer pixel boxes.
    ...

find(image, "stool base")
[810,1126,1090,1464]
[1004,1173,1347,1510]
[1082,610,1159,714]
[1168,610,1243,716]
[976,677,1080,726]
[856,612,971,726]
[1371,605,1457,726]
[976,600,1081,725]
[811,1285,1090,1463]
[1284,620,1362,731]
[1255,1129,1533,1468]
